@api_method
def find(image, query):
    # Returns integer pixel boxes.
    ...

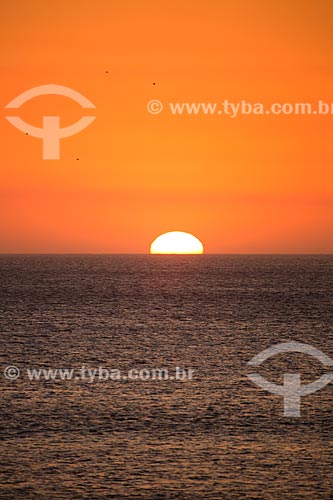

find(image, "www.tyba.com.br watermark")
[3,365,194,383]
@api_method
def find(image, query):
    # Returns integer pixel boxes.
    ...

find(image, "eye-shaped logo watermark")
[5,84,96,159]
[247,342,333,417]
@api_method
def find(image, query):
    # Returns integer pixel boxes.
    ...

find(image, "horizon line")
[0,253,332,256]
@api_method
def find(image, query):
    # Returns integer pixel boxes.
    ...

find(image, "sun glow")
[150,231,204,254]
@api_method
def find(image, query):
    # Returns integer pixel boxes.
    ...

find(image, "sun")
[150,231,204,254]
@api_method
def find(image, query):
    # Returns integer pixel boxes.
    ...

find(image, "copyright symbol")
[4,366,20,380]
[147,100,163,114]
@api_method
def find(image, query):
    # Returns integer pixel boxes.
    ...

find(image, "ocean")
[0,255,332,499]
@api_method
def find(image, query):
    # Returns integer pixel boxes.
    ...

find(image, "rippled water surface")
[0,255,332,499]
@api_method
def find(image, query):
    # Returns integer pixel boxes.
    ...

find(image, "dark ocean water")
[0,255,332,499]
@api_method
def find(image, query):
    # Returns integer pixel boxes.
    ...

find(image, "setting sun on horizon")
[150,231,204,254]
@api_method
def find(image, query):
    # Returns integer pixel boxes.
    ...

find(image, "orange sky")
[1,0,332,253]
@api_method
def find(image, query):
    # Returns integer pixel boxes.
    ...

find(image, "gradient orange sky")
[1,0,332,253]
